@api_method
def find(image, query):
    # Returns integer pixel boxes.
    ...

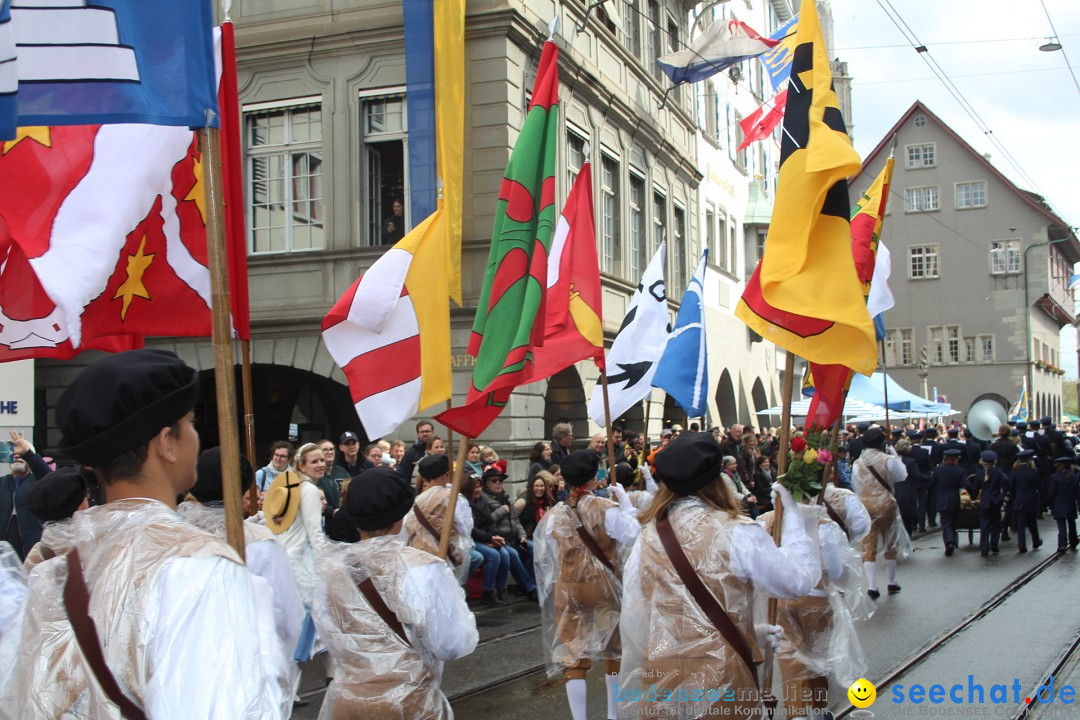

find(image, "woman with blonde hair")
[617,433,821,720]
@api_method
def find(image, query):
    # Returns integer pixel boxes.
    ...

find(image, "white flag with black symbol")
[654,249,708,417]
[588,242,670,428]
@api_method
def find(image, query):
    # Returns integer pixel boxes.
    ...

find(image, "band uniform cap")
[947,428,959,437]
[264,470,304,534]
[192,447,254,503]
[418,454,450,480]
[1016,422,1028,431]
[1010,428,1021,436]
[906,430,923,439]
[856,422,870,432]
[1017,449,1035,459]
[28,466,89,522]
[943,449,963,457]
[340,431,359,443]
[1054,456,1075,465]
[57,349,198,467]
[891,428,903,436]
[653,432,725,496]
[924,427,939,437]
[979,450,998,463]
[560,450,599,487]
[345,467,415,531]
[1041,416,1053,426]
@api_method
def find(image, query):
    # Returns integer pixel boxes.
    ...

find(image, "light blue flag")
[0,0,218,139]
[759,15,798,91]
[654,250,709,417]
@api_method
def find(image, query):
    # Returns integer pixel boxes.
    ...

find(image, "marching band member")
[852,427,908,596]
[617,433,820,720]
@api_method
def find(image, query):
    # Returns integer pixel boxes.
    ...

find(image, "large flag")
[435,41,560,438]
[1,0,219,139]
[0,27,247,362]
[322,210,451,439]
[588,243,669,428]
[654,250,708,418]
[529,160,604,381]
[760,14,798,91]
[738,89,788,151]
[434,0,466,304]
[656,19,778,85]
[1009,377,1029,422]
[803,157,897,429]
[735,0,875,377]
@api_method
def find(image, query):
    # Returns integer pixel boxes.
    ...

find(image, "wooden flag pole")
[198,125,245,560]
[602,369,617,481]
[242,339,258,516]
[641,396,651,462]
[439,436,470,559]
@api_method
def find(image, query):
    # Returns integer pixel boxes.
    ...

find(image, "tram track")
[835,550,1065,718]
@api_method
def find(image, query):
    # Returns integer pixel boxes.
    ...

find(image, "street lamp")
[1024,233,1071,418]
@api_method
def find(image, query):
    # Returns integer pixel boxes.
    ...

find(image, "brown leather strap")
[571,508,619,579]
[823,496,850,538]
[656,512,759,690]
[414,507,442,544]
[358,577,411,647]
[868,465,894,496]
[63,549,148,720]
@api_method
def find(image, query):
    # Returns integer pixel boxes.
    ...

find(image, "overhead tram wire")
[873,0,1050,203]
[1039,0,1080,97]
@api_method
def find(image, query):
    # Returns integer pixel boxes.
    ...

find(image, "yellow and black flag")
[735,0,877,376]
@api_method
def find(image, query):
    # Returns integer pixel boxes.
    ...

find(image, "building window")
[704,83,718,141]
[625,0,642,57]
[667,17,681,105]
[906,142,935,168]
[905,186,939,212]
[887,328,914,366]
[718,211,729,272]
[246,100,324,253]
[979,334,994,362]
[567,130,586,194]
[899,328,913,365]
[728,223,737,278]
[629,173,645,280]
[647,0,663,83]
[909,245,939,278]
[672,205,686,298]
[913,114,927,127]
[756,230,767,265]
[704,206,715,267]
[362,93,408,246]
[733,112,747,169]
[600,154,621,275]
[928,326,944,364]
[946,325,960,363]
[964,337,976,363]
[990,240,1021,275]
[653,190,667,262]
[955,181,987,209]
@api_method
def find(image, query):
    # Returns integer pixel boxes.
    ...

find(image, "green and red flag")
[436,41,561,438]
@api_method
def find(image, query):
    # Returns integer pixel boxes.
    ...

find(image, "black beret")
[614,462,634,487]
[418,454,450,480]
[980,451,997,463]
[944,448,963,457]
[561,450,599,487]
[653,432,725,496]
[27,466,89,522]
[346,467,415,531]
[191,447,254,503]
[862,427,886,450]
[57,349,198,466]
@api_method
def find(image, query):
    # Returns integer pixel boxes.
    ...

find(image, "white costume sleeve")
[0,543,26,643]
[300,483,328,551]
[819,522,848,583]
[641,464,658,493]
[246,539,304,653]
[844,493,872,541]
[886,455,907,484]
[453,493,473,535]
[730,514,820,599]
[400,561,478,662]
[604,506,643,546]
[146,557,289,719]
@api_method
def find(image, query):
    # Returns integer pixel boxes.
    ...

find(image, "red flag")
[529,161,604,380]
[219,22,251,341]
[804,362,853,431]
[738,89,787,151]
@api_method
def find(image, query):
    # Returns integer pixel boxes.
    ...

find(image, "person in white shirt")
[1,349,288,719]
[852,427,909,599]
[312,467,477,718]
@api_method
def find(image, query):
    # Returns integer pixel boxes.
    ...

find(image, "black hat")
[979,450,998,463]
[28,466,90,522]
[947,428,959,437]
[891,428,903,436]
[1016,421,1028,431]
[906,430,923,439]
[340,431,359,444]
[57,349,198,467]
[614,462,635,488]
[856,422,870,432]
[1041,417,1053,427]
[925,427,939,438]
[653,432,725,495]
[862,427,886,450]
[1010,428,1021,436]
[1054,456,1075,465]
[345,467,415,531]
[481,464,508,484]
[418,454,450,480]
[560,450,599,487]
[943,448,963,457]
[191,447,254,503]
[1018,449,1035,459]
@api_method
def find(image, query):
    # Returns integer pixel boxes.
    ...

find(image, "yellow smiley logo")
[848,678,876,708]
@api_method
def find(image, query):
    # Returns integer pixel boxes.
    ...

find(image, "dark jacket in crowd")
[970,466,1006,508]
[989,438,1019,472]
[477,488,527,542]
[1048,470,1080,520]
[1009,465,1042,514]
[933,462,968,513]
[1,449,50,559]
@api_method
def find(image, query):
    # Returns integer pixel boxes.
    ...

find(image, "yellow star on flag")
[184,154,207,223]
[113,236,156,320]
[3,127,52,155]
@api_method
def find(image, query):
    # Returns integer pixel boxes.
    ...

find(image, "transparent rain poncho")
[312,535,478,720]
[0,542,26,642]
[617,494,820,720]
[0,499,291,720]
[853,449,912,561]
[534,494,639,678]
[403,485,475,585]
[23,519,76,572]
[821,485,876,621]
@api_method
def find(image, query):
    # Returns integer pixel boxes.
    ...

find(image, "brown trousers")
[861,502,898,561]
[777,595,832,717]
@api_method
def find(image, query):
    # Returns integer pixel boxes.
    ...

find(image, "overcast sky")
[830,0,1080,377]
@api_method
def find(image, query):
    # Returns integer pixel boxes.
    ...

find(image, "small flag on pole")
[654,250,709,417]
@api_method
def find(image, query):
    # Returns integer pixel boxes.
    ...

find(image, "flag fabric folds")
[529,160,604,381]
[1,0,219,139]
[434,0,466,305]
[654,250,708,418]
[403,0,437,226]
[738,89,788,151]
[322,210,451,439]
[657,19,778,85]
[735,0,875,376]
[1009,377,1029,422]
[588,243,670,429]
[435,41,561,439]
[760,14,798,91]
[218,22,251,341]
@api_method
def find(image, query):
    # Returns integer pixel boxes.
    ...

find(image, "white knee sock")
[566,678,588,720]
[864,561,878,591]
[606,673,620,719]
[887,559,897,585]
